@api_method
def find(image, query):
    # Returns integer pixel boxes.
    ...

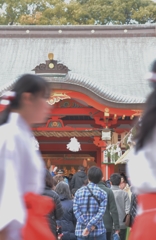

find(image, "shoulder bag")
[86,185,100,206]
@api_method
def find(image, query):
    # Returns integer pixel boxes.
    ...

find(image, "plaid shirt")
[73,182,107,237]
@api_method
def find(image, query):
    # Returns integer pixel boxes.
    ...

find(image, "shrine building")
[0,25,156,178]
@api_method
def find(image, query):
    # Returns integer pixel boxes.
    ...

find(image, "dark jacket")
[70,170,87,190]
[43,187,63,236]
[57,195,76,240]
[98,181,120,232]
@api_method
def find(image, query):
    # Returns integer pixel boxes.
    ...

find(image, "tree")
[0,0,47,24]
[0,0,28,24]
[63,1,95,25]
[0,0,156,25]
[111,0,156,24]
[77,0,156,24]
[19,0,94,25]
[132,4,156,24]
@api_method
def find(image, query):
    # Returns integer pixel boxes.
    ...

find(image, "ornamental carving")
[32,53,70,75]
[47,93,71,105]
[48,121,63,128]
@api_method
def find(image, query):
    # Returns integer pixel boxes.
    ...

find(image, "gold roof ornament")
[48,53,54,60]
[32,53,70,76]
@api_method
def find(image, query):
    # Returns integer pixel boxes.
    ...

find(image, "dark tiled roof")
[0,25,156,105]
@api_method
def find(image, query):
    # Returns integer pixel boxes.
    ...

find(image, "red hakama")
[22,193,56,240]
[129,193,156,240]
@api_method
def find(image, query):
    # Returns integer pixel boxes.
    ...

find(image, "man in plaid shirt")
[73,166,107,240]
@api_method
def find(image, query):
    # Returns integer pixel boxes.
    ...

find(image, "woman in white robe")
[127,59,156,239]
[0,74,54,240]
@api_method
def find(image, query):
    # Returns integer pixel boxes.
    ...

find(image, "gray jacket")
[98,182,120,232]
[111,185,130,229]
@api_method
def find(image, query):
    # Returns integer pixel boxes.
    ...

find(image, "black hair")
[69,173,73,177]
[120,173,128,183]
[110,173,121,186]
[135,90,156,151]
[87,166,103,184]
[45,169,54,188]
[78,166,85,171]
[135,60,156,151]
[151,60,156,72]
[0,74,49,125]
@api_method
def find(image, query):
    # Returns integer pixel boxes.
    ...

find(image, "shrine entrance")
[33,89,138,179]
[42,153,96,176]
[31,53,140,179]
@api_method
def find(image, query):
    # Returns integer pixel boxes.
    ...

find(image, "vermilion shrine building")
[0,25,156,178]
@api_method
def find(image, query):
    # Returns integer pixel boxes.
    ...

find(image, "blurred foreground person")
[43,170,63,237]
[55,181,76,240]
[127,59,156,240]
[0,74,55,240]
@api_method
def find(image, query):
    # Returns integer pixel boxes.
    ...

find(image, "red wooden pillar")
[108,165,115,178]
[96,148,101,168]
[93,138,111,180]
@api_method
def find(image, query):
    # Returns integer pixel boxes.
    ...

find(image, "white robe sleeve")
[127,146,156,194]
[0,136,26,237]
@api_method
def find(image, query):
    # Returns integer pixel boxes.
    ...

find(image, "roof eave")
[0,24,155,38]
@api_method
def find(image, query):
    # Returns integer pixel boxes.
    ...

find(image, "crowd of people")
[46,165,137,240]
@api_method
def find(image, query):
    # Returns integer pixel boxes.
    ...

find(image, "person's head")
[110,173,121,186]
[68,173,73,179]
[53,175,64,187]
[120,173,128,183]
[57,169,64,176]
[78,166,85,172]
[55,181,71,199]
[0,74,50,126]
[135,59,156,151]
[45,169,54,189]
[88,166,103,184]
[119,177,127,190]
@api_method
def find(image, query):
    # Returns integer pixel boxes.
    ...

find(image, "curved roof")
[0,25,155,106]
